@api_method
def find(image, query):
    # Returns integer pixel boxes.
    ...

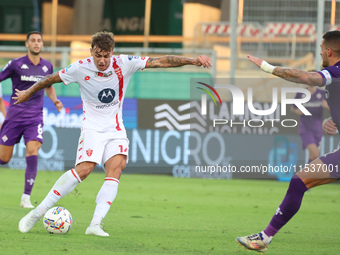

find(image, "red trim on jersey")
[144,57,150,69]
[112,58,124,131]
[115,113,121,131]
[112,58,124,102]
[71,168,81,183]
[105,177,120,183]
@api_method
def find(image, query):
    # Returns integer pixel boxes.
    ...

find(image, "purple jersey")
[318,61,340,130]
[294,89,325,134]
[0,55,53,122]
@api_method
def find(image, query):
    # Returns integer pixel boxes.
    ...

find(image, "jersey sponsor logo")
[128,55,139,60]
[95,71,113,77]
[79,60,83,64]
[20,64,29,69]
[42,65,49,72]
[95,100,119,109]
[87,58,91,62]
[20,75,44,82]
[86,149,93,157]
[141,57,146,60]
[98,88,115,103]
[85,76,90,81]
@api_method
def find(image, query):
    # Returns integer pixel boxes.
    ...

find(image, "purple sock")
[264,175,308,237]
[24,155,38,195]
[0,159,8,165]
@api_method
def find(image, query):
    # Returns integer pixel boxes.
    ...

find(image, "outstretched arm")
[13,72,62,105]
[146,55,212,69]
[45,85,63,112]
[247,54,324,86]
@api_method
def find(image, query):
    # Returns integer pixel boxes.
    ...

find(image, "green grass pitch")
[0,168,339,255]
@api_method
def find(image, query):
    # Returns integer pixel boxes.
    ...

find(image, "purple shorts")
[299,131,322,149]
[319,148,340,178]
[0,119,44,146]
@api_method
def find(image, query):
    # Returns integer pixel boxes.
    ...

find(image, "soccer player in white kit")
[14,31,212,236]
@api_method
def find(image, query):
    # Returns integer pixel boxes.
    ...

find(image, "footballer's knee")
[75,162,96,180]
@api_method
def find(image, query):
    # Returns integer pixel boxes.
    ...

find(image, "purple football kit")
[0,55,53,145]
[318,61,340,178]
[294,89,325,149]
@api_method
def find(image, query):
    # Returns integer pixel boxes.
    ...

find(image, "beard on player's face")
[29,48,41,56]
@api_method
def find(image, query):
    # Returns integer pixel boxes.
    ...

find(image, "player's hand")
[193,55,212,69]
[12,89,30,105]
[322,118,338,135]
[54,100,63,112]
[247,54,264,68]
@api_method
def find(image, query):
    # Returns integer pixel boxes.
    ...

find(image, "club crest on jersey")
[42,65,48,72]
[98,88,115,103]
[95,71,113,77]
[86,149,93,157]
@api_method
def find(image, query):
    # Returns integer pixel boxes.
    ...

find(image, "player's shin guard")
[36,169,81,216]
[24,155,38,195]
[90,177,119,226]
[264,175,308,237]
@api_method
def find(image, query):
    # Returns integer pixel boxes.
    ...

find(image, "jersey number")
[119,145,127,153]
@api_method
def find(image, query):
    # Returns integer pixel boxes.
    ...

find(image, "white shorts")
[75,130,129,168]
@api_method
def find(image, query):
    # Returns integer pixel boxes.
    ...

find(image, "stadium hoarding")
[3,92,337,180]
[5,125,340,180]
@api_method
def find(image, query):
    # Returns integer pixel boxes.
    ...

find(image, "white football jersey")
[59,54,149,136]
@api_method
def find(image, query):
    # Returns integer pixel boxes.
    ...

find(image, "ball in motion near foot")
[43,207,73,234]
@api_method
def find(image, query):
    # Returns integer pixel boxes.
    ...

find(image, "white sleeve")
[120,54,149,74]
[319,70,332,86]
[59,62,79,85]
[0,83,3,98]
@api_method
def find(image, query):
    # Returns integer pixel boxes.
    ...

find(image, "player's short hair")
[323,30,340,56]
[26,31,42,41]
[91,31,115,52]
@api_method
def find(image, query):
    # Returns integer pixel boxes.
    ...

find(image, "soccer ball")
[43,207,73,234]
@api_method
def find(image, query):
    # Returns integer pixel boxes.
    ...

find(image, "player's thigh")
[25,140,42,156]
[0,144,14,162]
[297,158,337,189]
[104,154,127,179]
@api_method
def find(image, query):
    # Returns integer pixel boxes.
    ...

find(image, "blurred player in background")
[0,31,63,208]
[291,84,328,163]
[14,31,212,236]
[0,83,7,127]
[236,30,340,253]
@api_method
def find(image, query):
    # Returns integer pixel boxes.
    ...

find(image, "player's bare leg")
[86,154,126,237]
[0,144,14,163]
[236,159,337,253]
[306,143,320,163]
[19,140,41,208]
